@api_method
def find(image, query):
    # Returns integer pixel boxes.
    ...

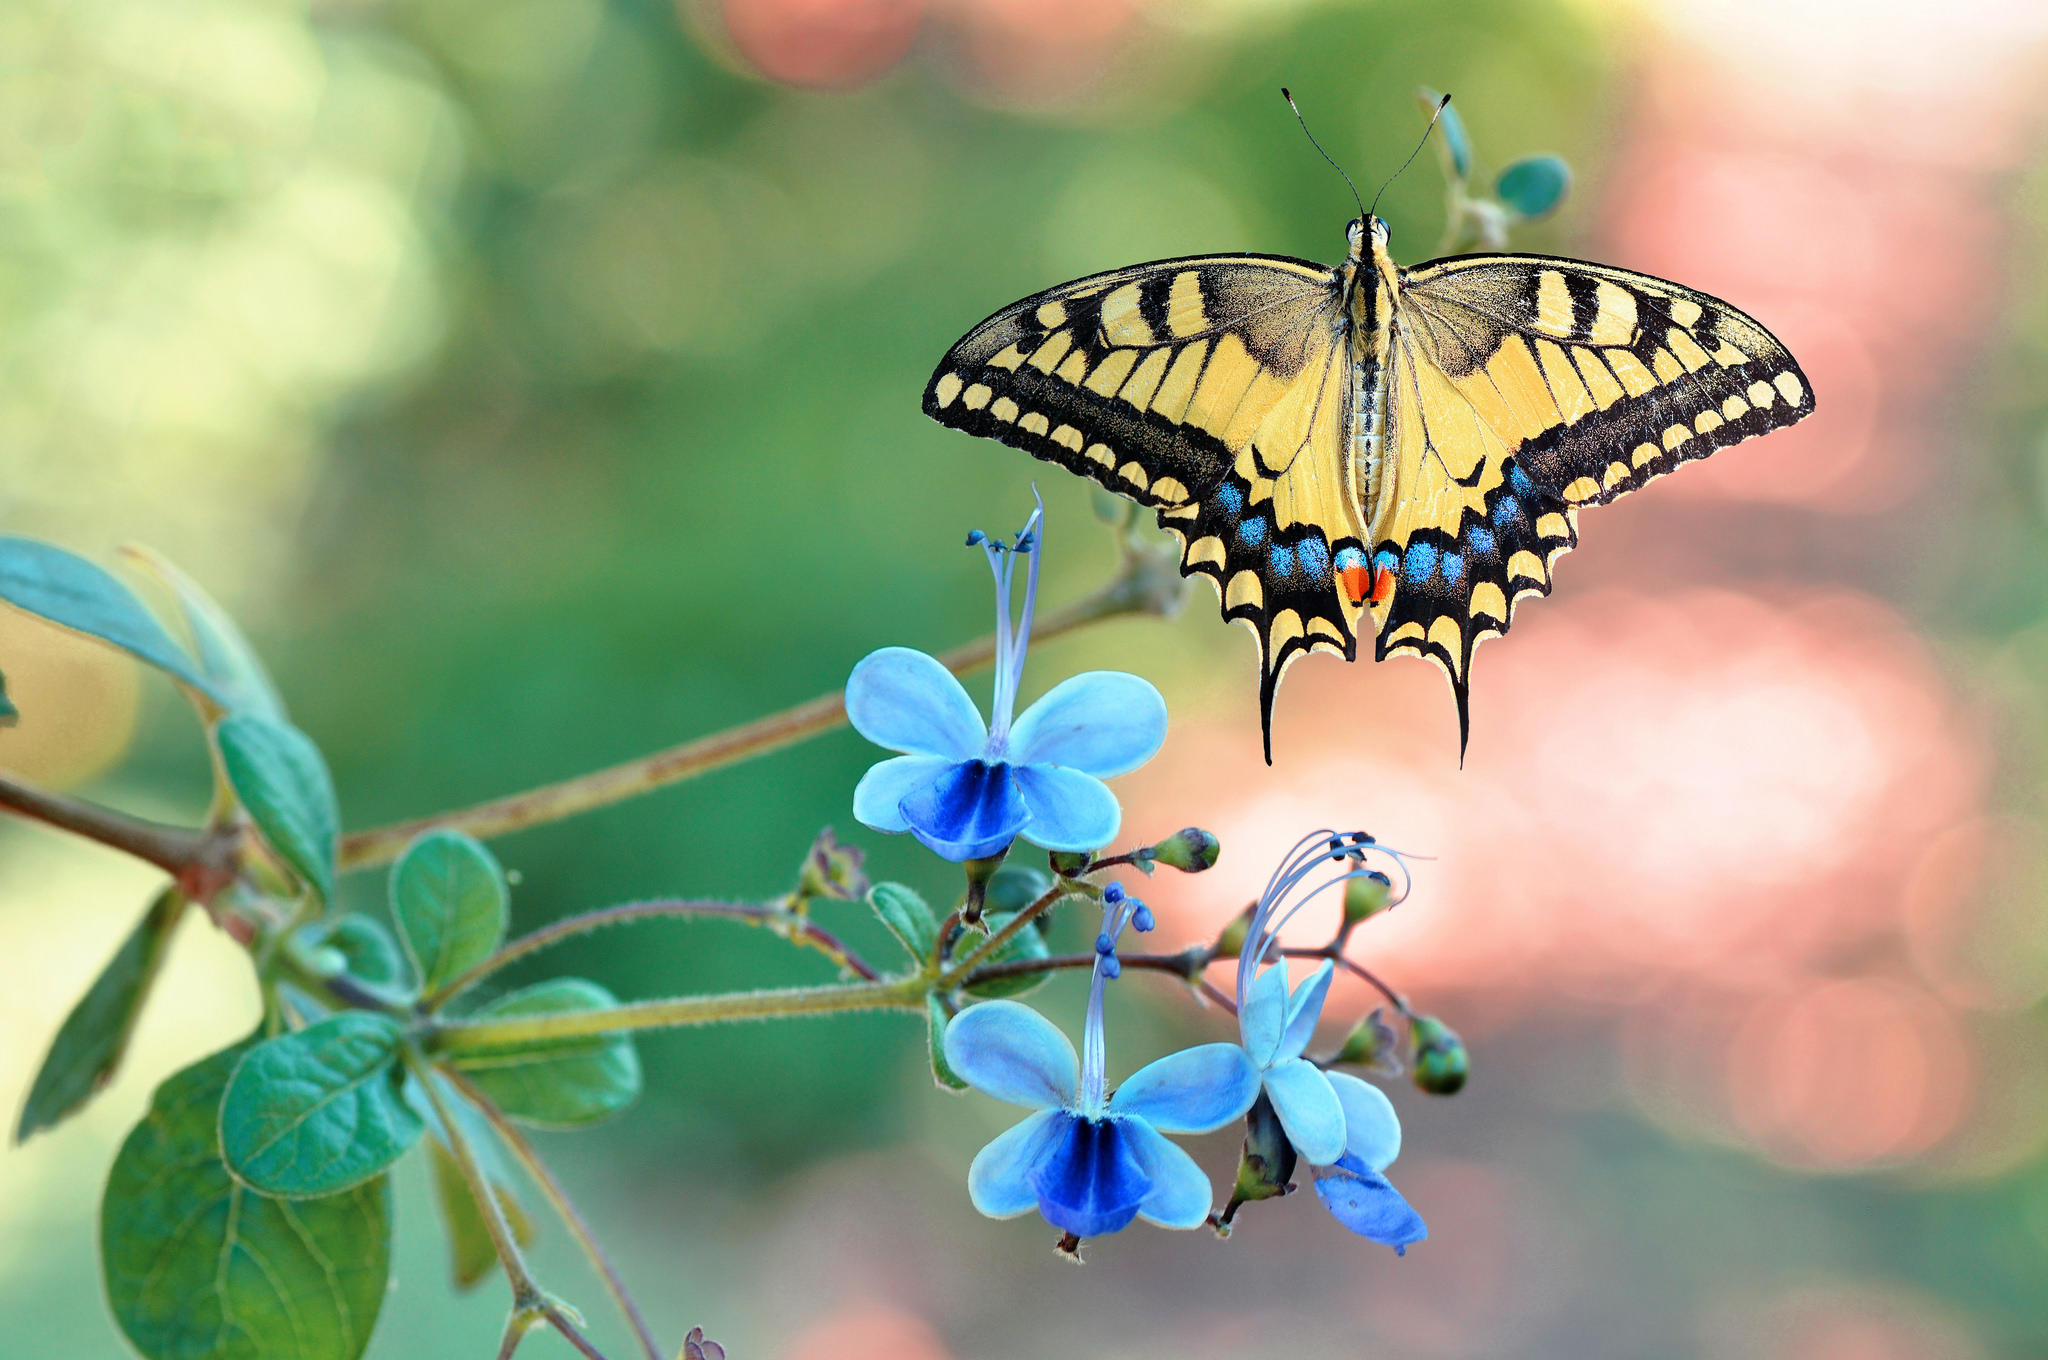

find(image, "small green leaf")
[322,914,409,989]
[926,994,968,1091]
[217,714,339,903]
[964,910,1052,999]
[0,536,224,701]
[15,889,187,1143]
[1496,155,1571,219]
[867,881,937,963]
[0,666,16,727]
[1418,86,1471,180]
[392,830,508,994]
[426,1126,535,1290]
[450,978,641,1128]
[221,1012,423,1196]
[984,862,1052,915]
[102,1043,391,1360]
[121,544,287,720]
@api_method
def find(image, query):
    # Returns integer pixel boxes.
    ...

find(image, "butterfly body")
[925,212,1813,759]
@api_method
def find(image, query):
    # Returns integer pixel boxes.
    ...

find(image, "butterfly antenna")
[1281,87,1364,220]
[1370,92,1451,216]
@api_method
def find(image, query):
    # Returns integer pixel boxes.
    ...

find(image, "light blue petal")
[1006,671,1167,777]
[1262,1058,1346,1165]
[967,1108,1064,1218]
[1238,959,1291,1067]
[1326,1071,1402,1172]
[943,1000,1077,1109]
[845,647,986,759]
[1274,959,1335,1064]
[1011,763,1119,853]
[1108,1043,1260,1133]
[1122,1118,1215,1229]
[851,755,954,834]
[1314,1155,1427,1252]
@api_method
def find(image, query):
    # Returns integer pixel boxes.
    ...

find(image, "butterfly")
[922,127,1813,762]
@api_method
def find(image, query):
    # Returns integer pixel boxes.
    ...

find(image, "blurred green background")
[6,0,2048,1356]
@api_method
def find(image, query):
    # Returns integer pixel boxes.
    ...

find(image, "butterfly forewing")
[924,255,1373,755]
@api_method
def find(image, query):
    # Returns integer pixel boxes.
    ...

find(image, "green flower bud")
[1342,870,1393,925]
[1211,904,1255,960]
[1047,849,1093,878]
[1219,1093,1297,1229]
[1150,827,1220,873]
[1495,155,1571,220]
[1409,1014,1469,1095]
[797,827,867,903]
[1335,1007,1402,1077]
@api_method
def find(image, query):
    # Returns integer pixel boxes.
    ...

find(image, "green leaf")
[121,544,287,720]
[450,978,641,1128]
[102,1043,391,1360]
[217,714,339,903]
[926,993,968,1091]
[0,666,16,727]
[964,910,1053,999]
[984,862,1052,915]
[1496,155,1571,219]
[322,914,409,989]
[15,889,187,1143]
[867,881,937,963]
[220,1012,423,1196]
[391,830,508,994]
[0,536,225,701]
[425,1116,536,1290]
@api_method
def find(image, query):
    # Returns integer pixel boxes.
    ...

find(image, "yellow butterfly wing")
[925,256,1372,757]
[1367,254,1817,745]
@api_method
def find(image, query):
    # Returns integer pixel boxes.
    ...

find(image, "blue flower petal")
[1010,763,1119,853]
[851,755,955,834]
[901,760,1029,861]
[1313,1155,1427,1252]
[1274,959,1335,1065]
[845,647,987,759]
[943,999,1077,1109]
[1239,959,1291,1068]
[1109,1043,1260,1134]
[1326,1071,1402,1172]
[967,1108,1065,1219]
[1122,1118,1215,1229]
[1028,1112,1150,1238]
[1006,671,1168,777]
[1262,1057,1347,1165]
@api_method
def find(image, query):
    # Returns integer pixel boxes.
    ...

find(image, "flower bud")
[1409,1015,1469,1095]
[797,827,868,903]
[1047,849,1093,878]
[1342,870,1393,925]
[1210,904,1255,960]
[1335,1007,1402,1077]
[1149,827,1220,873]
[1220,1093,1298,1228]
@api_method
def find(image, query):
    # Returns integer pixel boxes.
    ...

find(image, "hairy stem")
[0,771,233,889]
[443,1067,662,1360]
[429,898,878,1009]
[429,975,927,1054]
[338,549,1183,871]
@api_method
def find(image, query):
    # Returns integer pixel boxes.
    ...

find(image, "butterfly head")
[1347,215,1394,270]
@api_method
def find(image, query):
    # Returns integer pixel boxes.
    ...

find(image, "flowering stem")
[963,947,1209,988]
[441,1067,662,1360]
[936,880,1094,988]
[428,898,878,1009]
[338,551,1182,871]
[428,976,928,1054]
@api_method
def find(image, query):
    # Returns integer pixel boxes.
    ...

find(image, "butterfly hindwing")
[925,255,1370,756]
[1365,254,1814,747]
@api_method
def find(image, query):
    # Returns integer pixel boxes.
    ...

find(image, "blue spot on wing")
[1237,517,1267,548]
[1403,541,1439,581]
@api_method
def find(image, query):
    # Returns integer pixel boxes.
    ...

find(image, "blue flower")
[1234,831,1427,1253]
[943,888,1259,1241]
[848,499,1168,862]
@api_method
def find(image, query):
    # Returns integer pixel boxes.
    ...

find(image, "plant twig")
[429,898,878,1009]
[443,1067,663,1360]
[936,880,1094,988]
[338,551,1184,871]
[0,771,235,892]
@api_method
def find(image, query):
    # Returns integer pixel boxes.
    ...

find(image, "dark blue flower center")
[898,759,1029,861]
[1027,1112,1151,1238]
